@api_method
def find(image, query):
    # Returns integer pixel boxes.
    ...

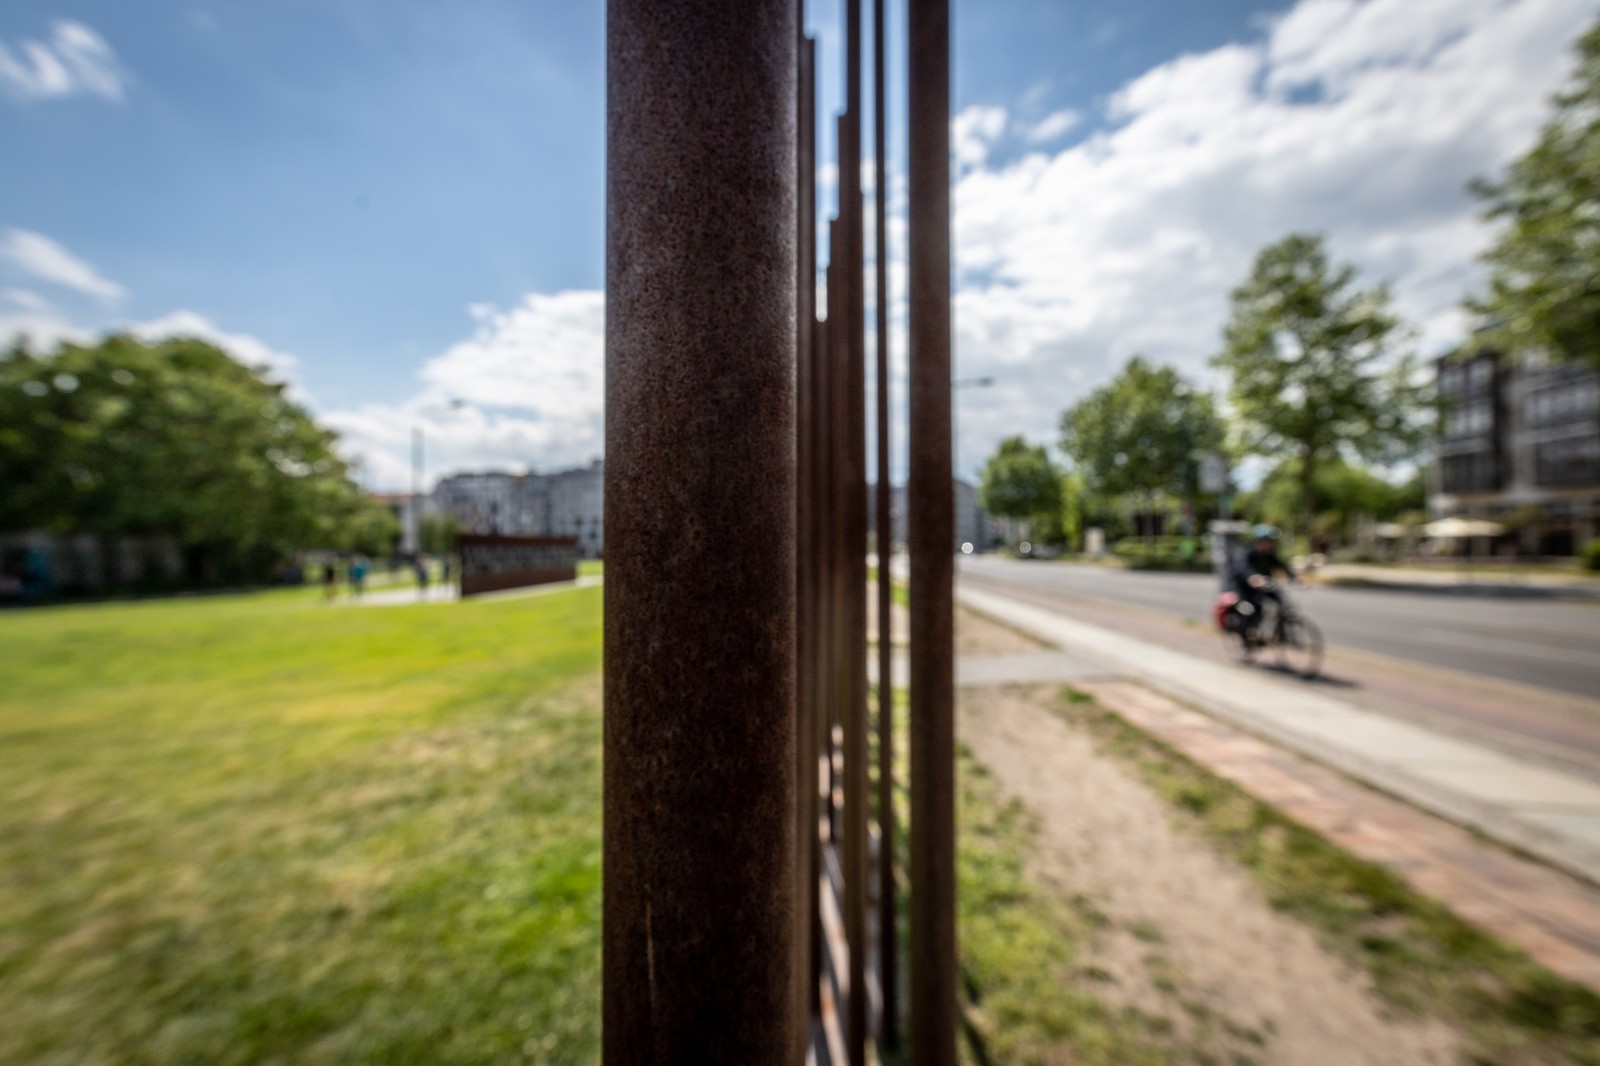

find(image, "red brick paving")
[1076,680,1600,992]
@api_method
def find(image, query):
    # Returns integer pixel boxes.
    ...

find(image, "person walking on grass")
[322,560,339,601]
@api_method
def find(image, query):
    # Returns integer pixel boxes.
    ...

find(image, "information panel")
[458,533,580,597]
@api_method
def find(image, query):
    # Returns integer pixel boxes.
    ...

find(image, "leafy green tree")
[420,512,462,556]
[1247,458,1423,545]
[1214,234,1425,539]
[979,436,1063,545]
[0,333,388,583]
[1058,356,1225,546]
[342,503,401,558]
[1471,19,1600,368]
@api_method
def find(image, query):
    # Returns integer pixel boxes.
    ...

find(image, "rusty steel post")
[839,2,871,1046]
[872,0,899,1050]
[795,26,819,1059]
[826,222,844,851]
[907,0,956,1061]
[604,1,797,1060]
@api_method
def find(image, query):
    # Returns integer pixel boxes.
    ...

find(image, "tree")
[1214,234,1425,539]
[420,512,462,556]
[1244,457,1423,545]
[1058,356,1225,545]
[0,333,390,583]
[978,436,1063,545]
[1471,19,1600,368]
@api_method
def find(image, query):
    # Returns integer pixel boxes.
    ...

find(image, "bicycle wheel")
[1222,628,1255,662]
[1274,615,1324,677]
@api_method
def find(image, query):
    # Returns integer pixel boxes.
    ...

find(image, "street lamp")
[951,375,995,481]
[952,376,996,552]
[412,398,467,554]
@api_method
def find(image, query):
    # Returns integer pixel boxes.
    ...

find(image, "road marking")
[1416,628,1598,668]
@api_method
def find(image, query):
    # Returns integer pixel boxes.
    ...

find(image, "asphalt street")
[958,556,1600,700]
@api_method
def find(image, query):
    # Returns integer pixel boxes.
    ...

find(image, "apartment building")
[1433,350,1600,554]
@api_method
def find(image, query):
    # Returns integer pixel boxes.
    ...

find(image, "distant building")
[871,478,997,552]
[431,460,605,558]
[1433,349,1600,554]
[431,472,522,538]
[542,460,606,559]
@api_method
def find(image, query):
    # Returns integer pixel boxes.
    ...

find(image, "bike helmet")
[1251,524,1280,541]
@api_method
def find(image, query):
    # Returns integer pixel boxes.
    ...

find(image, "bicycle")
[1215,577,1325,678]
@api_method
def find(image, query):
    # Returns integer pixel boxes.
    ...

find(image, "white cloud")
[1,229,125,301]
[129,310,301,380]
[0,21,125,102]
[1025,108,1082,143]
[947,0,1594,477]
[0,303,88,354]
[2,288,51,312]
[953,105,1007,169]
[322,291,605,490]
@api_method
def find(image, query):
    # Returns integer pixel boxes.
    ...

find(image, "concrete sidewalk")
[956,582,1600,888]
[339,575,601,607]
[1315,562,1600,598]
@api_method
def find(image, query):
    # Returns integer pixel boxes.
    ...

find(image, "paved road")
[959,556,1600,700]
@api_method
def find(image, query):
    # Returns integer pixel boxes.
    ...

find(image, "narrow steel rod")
[832,214,844,845]
[907,0,956,1060]
[872,0,898,1050]
[839,4,870,1046]
[603,0,798,1058]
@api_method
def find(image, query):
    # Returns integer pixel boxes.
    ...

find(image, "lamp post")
[412,399,467,555]
[410,427,423,555]
[951,375,994,480]
[951,376,995,551]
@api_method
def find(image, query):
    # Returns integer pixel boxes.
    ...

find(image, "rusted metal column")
[907,0,956,1061]
[795,26,819,1059]
[839,2,871,1049]
[604,1,797,1060]
[872,0,899,1050]
[826,224,844,850]
[832,222,844,845]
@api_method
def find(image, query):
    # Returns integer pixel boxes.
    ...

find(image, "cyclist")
[1232,524,1296,640]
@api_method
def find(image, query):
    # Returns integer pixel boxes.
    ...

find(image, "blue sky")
[3,0,1595,487]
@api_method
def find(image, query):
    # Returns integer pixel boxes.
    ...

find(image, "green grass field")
[0,584,604,1065]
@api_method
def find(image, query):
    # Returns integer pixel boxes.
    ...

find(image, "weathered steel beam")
[796,26,819,1060]
[872,0,899,1050]
[603,0,797,1059]
[832,217,844,857]
[907,0,956,1061]
[839,3,871,1047]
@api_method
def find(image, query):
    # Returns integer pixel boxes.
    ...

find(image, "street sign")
[1199,453,1228,495]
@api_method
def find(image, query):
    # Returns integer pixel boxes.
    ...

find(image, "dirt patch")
[958,683,1463,1066]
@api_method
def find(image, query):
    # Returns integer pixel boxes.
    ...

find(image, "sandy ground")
[953,610,1464,1065]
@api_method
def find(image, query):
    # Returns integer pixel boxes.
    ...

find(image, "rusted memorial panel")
[457,533,579,596]
[603,0,797,1060]
[907,0,957,1061]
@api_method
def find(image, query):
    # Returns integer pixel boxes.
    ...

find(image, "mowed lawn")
[0,583,604,1065]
